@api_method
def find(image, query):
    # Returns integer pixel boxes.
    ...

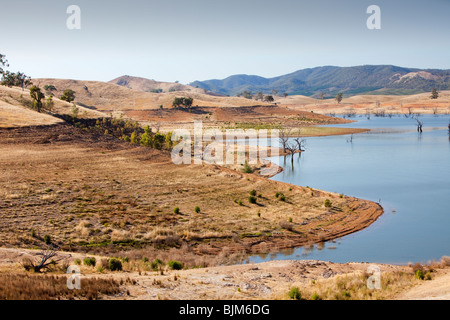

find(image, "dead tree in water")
[286,143,297,164]
[347,134,354,143]
[416,119,423,133]
[279,128,292,154]
[292,129,306,152]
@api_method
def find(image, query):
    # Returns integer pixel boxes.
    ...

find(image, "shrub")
[83,257,96,267]
[194,206,201,213]
[173,207,180,214]
[242,161,253,173]
[289,217,293,223]
[43,235,51,244]
[415,269,425,280]
[279,194,286,202]
[311,293,321,300]
[238,200,243,206]
[289,287,302,300]
[168,260,183,270]
[74,259,81,265]
[151,259,164,271]
[109,258,123,271]
[324,199,332,208]
[275,192,281,198]
[249,196,257,204]
[249,190,257,197]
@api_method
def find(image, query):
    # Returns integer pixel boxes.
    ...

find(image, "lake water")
[248,115,450,265]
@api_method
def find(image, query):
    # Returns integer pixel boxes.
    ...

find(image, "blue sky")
[1,0,449,83]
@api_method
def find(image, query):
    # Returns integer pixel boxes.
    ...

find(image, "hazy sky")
[1,0,449,83]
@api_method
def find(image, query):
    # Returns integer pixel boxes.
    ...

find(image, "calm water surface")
[248,115,450,265]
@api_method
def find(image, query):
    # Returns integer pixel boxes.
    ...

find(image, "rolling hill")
[190,65,450,97]
[109,75,210,95]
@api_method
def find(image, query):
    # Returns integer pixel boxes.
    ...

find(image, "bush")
[151,259,164,271]
[109,258,123,271]
[289,287,302,300]
[194,206,201,213]
[173,207,180,214]
[249,190,257,197]
[237,200,243,206]
[311,293,321,300]
[74,259,81,265]
[279,194,286,202]
[43,235,51,244]
[249,196,257,204]
[83,257,96,267]
[324,199,332,208]
[168,260,183,270]
[415,269,425,280]
[242,161,253,173]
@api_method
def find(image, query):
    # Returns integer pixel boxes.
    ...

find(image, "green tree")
[44,84,57,94]
[130,131,138,144]
[335,92,343,104]
[153,132,165,150]
[264,95,274,102]
[0,71,16,87]
[172,97,193,109]
[431,88,439,99]
[0,53,8,75]
[60,89,75,103]
[255,92,263,101]
[30,85,45,112]
[15,72,32,91]
[242,91,253,99]
[44,95,54,112]
[0,71,30,89]
[165,131,173,149]
[140,126,154,147]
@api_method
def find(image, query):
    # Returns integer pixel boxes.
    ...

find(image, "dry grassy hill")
[35,78,272,115]
[0,85,106,128]
[0,101,63,128]
[109,75,212,95]
[276,91,450,115]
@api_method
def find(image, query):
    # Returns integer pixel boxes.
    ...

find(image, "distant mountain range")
[189,65,450,98]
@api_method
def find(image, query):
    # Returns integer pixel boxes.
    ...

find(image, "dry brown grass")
[282,270,417,300]
[0,124,382,261]
[0,273,123,300]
